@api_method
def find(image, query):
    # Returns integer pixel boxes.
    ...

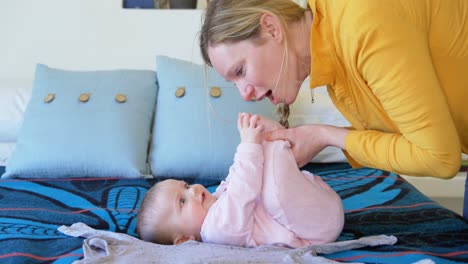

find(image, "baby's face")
[157,179,217,242]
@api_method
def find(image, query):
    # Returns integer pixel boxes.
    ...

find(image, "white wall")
[0,0,466,212]
[0,0,204,78]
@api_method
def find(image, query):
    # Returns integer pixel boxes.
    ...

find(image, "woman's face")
[208,37,303,105]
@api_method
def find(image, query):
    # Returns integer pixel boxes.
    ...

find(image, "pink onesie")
[200,140,344,248]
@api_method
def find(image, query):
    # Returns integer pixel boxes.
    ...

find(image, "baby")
[137,113,344,248]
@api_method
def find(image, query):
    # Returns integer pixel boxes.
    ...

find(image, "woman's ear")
[259,12,284,42]
[173,235,196,245]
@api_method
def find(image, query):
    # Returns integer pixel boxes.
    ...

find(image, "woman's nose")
[237,82,255,101]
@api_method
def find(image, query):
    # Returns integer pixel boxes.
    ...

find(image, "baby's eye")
[179,197,185,207]
[184,183,189,189]
[236,66,244,77]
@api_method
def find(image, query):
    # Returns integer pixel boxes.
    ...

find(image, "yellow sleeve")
[343,8,461,178]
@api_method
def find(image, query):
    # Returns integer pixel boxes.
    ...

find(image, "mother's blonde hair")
[199,0,305,66]
[199,0,306,128]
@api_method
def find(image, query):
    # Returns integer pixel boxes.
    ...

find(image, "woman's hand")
[256,115,284,133]
[264,124,349,167]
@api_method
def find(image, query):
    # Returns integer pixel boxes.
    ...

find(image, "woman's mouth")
[257,90,273,102]
[265,90,278,104]
[266,91,276,104]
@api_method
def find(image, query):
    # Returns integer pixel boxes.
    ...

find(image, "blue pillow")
[149,56,277,180]
[3,64,158,178]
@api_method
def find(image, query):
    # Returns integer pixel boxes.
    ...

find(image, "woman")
[199,0,468,219]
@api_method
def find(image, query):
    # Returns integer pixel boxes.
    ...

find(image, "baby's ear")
[173,235,196,245]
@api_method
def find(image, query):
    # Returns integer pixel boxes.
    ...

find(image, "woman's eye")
[180,197,185,207]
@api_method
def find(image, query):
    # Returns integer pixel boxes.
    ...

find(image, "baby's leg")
[261,141,344,244]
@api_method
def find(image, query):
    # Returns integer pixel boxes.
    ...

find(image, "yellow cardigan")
[308,0,468,178]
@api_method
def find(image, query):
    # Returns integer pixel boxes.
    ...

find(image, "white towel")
[59,223,398,264]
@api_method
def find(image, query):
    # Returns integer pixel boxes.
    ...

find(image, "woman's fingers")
[264,126,317,167]
[264,128,292,142]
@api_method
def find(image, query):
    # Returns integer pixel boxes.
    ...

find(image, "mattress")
[0,163,466,264]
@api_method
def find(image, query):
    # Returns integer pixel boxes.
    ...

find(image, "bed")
[1,1,467,263]
[0,164,467,264]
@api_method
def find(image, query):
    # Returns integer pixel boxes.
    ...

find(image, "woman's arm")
[344,7,461,178]
[265,124,349,167]
[270,5,461,178]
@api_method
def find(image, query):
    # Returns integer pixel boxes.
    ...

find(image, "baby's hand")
[238,113,264,144]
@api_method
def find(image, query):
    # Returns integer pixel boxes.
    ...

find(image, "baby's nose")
[190,185,202,200]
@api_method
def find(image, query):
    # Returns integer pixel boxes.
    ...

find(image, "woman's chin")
[268,93,294,105]
[269,97,280,105]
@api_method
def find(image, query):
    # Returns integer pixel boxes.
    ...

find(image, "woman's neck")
[302,10,313,73]
[290,10,312,79]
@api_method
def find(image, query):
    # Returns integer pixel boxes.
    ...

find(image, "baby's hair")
[136,182,174,244]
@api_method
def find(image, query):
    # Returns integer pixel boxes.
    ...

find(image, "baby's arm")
[217,113,264,189]
[201,113,265,247]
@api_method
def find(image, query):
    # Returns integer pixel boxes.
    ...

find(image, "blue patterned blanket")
[0,164,467,264]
